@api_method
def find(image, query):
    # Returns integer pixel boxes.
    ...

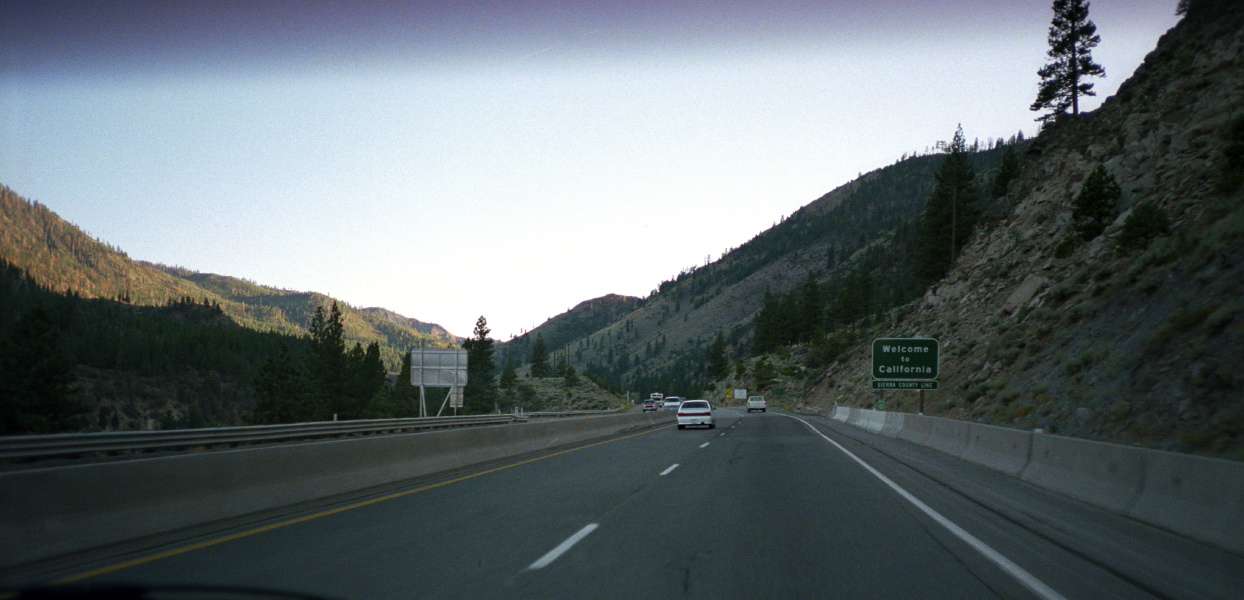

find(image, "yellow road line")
[24,424,671,588]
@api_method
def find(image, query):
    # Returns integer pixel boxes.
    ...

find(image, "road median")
[0,412,672,571]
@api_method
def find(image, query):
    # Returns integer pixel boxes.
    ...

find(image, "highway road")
[7,409,1243,599]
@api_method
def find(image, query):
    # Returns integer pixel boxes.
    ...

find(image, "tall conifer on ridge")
[1031,0,1105,124]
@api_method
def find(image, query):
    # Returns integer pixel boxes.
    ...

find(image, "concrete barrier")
[0,412,672,570]
[833,409,1244,555]
[923,417,972,457]
[832,406,851,422]
[958,422,1033,477]
[1126,449,1244,556]
[1019,433,1148,514]
[896,413,933,446]
[859,410,886,434]
[879,411,906,438]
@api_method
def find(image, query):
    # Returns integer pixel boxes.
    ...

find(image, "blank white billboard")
[411,348,468,387]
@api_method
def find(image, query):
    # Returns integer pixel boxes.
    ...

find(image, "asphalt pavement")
[7,409,1242,599]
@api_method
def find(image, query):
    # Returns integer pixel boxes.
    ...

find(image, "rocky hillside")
[510,145,1015,396]
[803,1,1244,458]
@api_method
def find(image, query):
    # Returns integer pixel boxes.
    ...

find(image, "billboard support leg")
[436,386,455,417]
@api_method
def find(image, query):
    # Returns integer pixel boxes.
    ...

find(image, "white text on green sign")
[873,380,938,390]
[871,338,939,380]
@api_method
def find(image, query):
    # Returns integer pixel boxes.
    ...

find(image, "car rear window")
[682,401,709,409]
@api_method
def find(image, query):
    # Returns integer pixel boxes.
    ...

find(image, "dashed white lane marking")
[660,463,679,476]
[719,433,725,437]
[527,523,599,570]
[699,442,710,448]
[781,414,1068,600]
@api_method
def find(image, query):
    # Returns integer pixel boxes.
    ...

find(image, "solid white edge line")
[699,442,710,448]
[660,463,679,476]
[782,414,1069,600]
[527,523,599,570]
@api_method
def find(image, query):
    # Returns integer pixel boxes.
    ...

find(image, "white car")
[662,396,682,410]
[676,400,715,429]
[746,396,767,412]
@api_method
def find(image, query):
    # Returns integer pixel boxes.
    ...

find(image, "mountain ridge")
[0,188,460,369]
[502,1,1243,458]
[502,143,1017,396]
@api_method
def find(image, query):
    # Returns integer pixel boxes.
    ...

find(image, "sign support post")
[412,347,468,418]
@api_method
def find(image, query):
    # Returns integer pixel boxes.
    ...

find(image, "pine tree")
[991,145,1022,199]
[529,333,550,377]
[752,289,780,355]
[306,302,347,419]
[252,344,313,424]
[0,306,84,434]
[553,351,567,378]
[1073,165,1121,240]
[752,357,777,391]
[1118,202,1171,250]
[389,350,417,416]
[706,332,729,380]
[499,359,518,392]
[343,341,386,418]
[916,126,979,286]
[797,273,822,342]
[1031,0,1105,124]
[462,316,497,414]
[398,351,413,389]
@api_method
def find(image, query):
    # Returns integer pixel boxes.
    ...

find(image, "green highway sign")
[873,380,938,390]
[872,338,939,381]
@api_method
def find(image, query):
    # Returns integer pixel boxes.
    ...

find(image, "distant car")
[642,400,658,412]
[746,396,767,412]
[676,400,715,429]
[662,396,682,410]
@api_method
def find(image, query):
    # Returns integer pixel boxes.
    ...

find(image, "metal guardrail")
[520,409,621,418]
[0,415,524,461]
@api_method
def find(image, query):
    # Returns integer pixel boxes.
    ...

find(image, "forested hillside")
[0,257,439,433]
[503,139,1022,399]
[0,187,459,370]
[495,294,641,373]
[0,258,299,432]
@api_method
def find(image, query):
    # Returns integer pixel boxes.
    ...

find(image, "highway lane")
[8,409,1242,599]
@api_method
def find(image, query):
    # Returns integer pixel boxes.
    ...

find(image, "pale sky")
[0,1,1180,339]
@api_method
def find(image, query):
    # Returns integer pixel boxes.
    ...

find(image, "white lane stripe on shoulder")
[660,463,679,476]
[527,523,599,570]
[779,414,1068,600]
